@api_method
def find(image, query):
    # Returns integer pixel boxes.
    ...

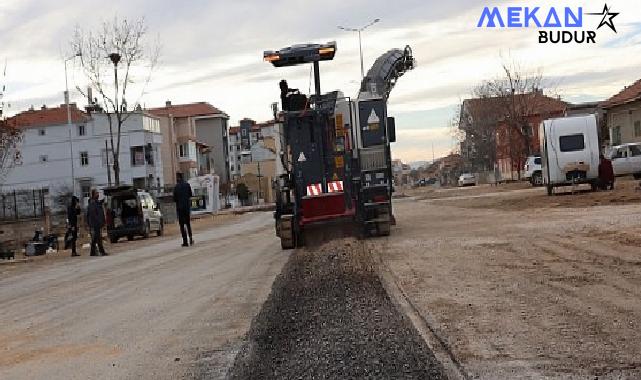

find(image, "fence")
[0,189,47,222]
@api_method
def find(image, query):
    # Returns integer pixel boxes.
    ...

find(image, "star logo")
[587,4,620,33]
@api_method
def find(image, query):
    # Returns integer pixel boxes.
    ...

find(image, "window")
[80,151,89,166]
[534,157,542,165]
[237,164,241,172]
[131,146,145,166]
[101,149,113,167]
[613,126,622,145]
[144,145,154,166]
[178,144,185,158]
[39,155,48,163]
[631,145,641,157]
[80,180,92,199]
[241,129,248,137]
[635,121,641,137]
[78,125,86,136]
[38,129,46,136]
[559,134,585,152]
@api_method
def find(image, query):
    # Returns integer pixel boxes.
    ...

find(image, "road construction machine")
[264,41,414,249]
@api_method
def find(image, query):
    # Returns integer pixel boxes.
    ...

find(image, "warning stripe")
[327,181,343,193]
[306,183,322,196]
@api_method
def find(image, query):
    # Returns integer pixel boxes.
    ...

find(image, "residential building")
[228,118,283,202]
[460,91,566,179]
[4,104,164,199]
[148,101,230,185]
[602,79,641,146]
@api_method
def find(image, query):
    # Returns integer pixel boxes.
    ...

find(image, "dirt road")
[379,185,641,379]
[0,212,288,380]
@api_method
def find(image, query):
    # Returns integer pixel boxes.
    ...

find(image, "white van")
[606,143,641,178]
[540,114,599,195]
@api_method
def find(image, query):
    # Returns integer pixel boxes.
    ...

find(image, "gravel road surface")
[0,212,288,380]
[382,185,641,379]
[228,234,446,380]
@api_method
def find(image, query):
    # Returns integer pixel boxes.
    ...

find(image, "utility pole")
[338,18,380,79]
[105,139,112,186]
[257,159,262,203]
[64,53,80,195]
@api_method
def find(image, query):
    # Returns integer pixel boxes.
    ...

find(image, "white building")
[228,118,283,180]
[4,104,164,200]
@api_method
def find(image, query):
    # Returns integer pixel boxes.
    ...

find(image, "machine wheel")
[546,185,553,196]
[377,208,392,236]
[109,235,119,244]
[156,220,164,237]
[279,215,295,250]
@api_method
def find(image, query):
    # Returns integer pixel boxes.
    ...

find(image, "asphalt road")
[0,212,288,380]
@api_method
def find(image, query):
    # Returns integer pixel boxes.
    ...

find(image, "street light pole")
[64,53,80,196]
[338,18,380,79]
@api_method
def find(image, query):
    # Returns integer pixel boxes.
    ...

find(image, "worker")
[65,196,81,257]
[86,189,107,256]
[598,154,615,190]
[279,79,299,111]
[173,173,194,247]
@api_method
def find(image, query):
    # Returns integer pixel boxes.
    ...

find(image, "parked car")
[523,155,543,186]
[540,114,599,195]
[104,186,164,243]
[606,143,641,178]
[458,173,476,187]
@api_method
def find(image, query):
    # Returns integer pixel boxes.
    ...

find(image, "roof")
[603,79,641,109]
[6,105,88,129]
[229,126,239,135]
[147,102,226,118]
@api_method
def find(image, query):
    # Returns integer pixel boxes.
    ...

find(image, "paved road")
[0,212,288,380]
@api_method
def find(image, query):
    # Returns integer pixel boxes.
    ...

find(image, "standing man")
[598,154,615,190]
[86,189,107,256]
[173,173,194,247]
[66,196,81,257]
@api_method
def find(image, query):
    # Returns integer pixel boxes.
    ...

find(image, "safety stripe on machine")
[306,183,322,196]
[327,181,344,193]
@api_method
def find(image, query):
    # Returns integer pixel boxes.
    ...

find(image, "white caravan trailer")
[540,114,599,195]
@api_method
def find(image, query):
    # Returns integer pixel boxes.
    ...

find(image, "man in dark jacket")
[598,154,615,190]
[173,173,194,247]
[86,189,107,256]
[65,196,81,256]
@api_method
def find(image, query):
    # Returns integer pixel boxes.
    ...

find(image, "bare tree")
[71,16,160,185]
[459,61,563,179]
[0,119,22,185]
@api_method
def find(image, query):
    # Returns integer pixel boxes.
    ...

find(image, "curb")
[373,247,471,380]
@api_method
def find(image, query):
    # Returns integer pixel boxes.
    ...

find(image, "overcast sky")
[1,0,640,162]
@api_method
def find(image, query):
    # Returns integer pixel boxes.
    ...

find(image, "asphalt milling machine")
[264,41,415,249]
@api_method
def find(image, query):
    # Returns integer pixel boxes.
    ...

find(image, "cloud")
[2,0,641,163]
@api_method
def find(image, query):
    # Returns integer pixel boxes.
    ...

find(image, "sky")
[1,0,640,163]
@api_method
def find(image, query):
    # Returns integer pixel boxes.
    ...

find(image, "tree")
[0,118,22,185]
[71,16,160,185]
[458,60,562,178]
[236,183,249,206]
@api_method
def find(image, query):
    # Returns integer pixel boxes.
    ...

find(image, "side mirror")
[387,117,396,143]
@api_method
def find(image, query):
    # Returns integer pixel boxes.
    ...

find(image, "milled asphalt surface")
[227,236,447,380]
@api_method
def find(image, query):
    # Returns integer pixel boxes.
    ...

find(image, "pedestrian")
[65,195,81,257]
[173,173,194,247]
[86,189,107,256]
[598,154,615,190]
